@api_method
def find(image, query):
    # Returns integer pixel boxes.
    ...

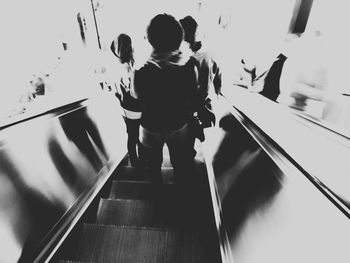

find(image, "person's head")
[179,16,197,44]
[111,33,134,64]
[147,13,183,52]
[179,15,202,52]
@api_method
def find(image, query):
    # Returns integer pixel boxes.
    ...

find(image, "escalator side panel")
[0,97,127,262]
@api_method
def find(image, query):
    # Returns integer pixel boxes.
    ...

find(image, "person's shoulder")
[194,47,218,62]
[137,62,158,73]
[134,62,157,83]
[192,51,219,70]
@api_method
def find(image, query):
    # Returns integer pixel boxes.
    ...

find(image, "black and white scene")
[1,0,349,262]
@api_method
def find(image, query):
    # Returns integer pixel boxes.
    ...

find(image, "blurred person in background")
[277,31,340,120]
[233,34,296,103]
[16,73,56,116]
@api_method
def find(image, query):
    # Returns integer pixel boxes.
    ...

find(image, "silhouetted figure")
[180,15,221,127]
[132,14,198,188]
[239,53,287,102]
[260,53,287,101]
[111,34,142,167]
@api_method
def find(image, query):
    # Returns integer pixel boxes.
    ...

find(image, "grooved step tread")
[96,199,178,227]
[109,180,176,200]
[58,261,93,263]
[119,142,204,168]
[71,224,221,263]
[121,157,173,168]
[114,166,175,182]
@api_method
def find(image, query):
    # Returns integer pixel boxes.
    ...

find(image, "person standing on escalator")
[111,33,143,167]
[132,14,199,190]
[179,15,221,126]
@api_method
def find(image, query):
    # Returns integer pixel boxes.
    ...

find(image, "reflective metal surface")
[223,86,350,207]
[0,96,127,262]
[203,98,350,263]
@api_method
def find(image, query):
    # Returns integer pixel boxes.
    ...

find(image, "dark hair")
[179,15,202,52]
[110,33,134,65]
[147,14,183,52]
[179,16,197,44]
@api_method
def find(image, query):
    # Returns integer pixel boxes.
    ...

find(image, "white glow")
[306,0,350,94]
[0,0,100,120]
[0,221,23,263]
[1,0,297,119]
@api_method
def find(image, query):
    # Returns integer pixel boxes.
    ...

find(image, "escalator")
[3,94,350,263]
[54,146,222,263]
[0,98,224,263]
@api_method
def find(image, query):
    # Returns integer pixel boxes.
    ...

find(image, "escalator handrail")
[221,88,350,218]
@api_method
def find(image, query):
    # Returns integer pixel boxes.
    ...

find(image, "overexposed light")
[0,222,23,263]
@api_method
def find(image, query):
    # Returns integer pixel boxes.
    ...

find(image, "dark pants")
[139,123,195,185]
[123,117,141,161]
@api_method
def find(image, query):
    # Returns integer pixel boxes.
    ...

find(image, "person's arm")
[212,59,222,95]
[130,69,139,99]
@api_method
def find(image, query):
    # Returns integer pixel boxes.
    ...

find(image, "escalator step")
[114,165,148,181]
[115,161,204,184]
[96,198,178,227]
[162,157,172,167]
[121,158,173,168]
[114,166,175,182]
[58,261,93,263]
[71,224,221,263]
[109,180,175,200]
[162,144,204,162]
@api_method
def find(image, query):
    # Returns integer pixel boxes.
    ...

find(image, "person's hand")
[198,106,216,128]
